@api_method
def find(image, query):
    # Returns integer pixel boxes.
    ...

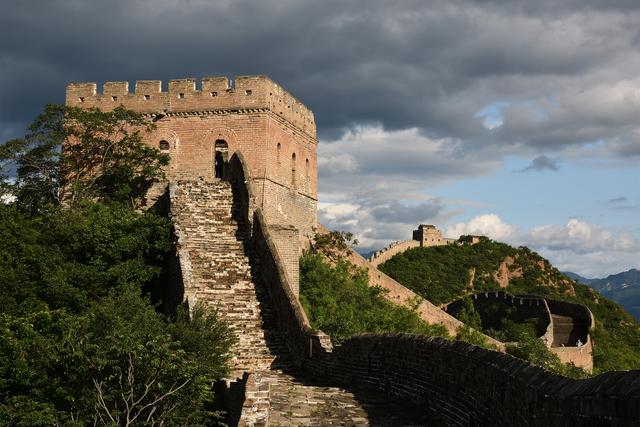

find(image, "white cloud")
[442,216,640,276]
[317,153,359,175]
[333,211,640,277]
[524,218,640,254]
[319,125,501,202]
[445,214,517,241]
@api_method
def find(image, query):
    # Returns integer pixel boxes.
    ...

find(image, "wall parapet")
[445,291,594,371]
[251,208,331,366]
[445,292,552,337]
[368,239,419,267]
[66,75,316,137]
[316,334,639,426]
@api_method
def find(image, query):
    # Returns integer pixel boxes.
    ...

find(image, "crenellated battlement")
[66,75,316,136]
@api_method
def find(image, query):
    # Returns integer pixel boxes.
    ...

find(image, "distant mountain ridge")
[564,269,640,320]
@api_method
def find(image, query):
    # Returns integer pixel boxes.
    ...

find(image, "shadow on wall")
[188,153,637,426]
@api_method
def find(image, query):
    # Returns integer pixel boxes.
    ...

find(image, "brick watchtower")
[66,76,318,241]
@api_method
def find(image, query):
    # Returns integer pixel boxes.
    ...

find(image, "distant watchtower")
[66,76,318,240]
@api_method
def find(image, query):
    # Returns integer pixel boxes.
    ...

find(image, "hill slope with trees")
[379,239,640,373]
[0,104,235,425]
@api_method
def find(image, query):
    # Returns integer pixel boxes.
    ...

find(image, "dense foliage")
[507,335,587,379]
[0,104,168,212]
[378,238,517,305]
[379,240,640,373]
[0,202,172,315]
[0,105,234,425]
[0,287,234,425]
[299,252,448,344]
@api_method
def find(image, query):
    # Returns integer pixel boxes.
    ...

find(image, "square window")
[111,96,117,101]
[144,94,150,100]
[179,93,185,99]
[79,97,85,102]
[211,91,218,97]
[245,90,252,95]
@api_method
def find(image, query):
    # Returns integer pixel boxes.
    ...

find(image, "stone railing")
[227,151,329,366]
[250,208,331,367]
[228,152,256,229]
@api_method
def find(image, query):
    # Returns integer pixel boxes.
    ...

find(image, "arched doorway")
[214,139,228,179]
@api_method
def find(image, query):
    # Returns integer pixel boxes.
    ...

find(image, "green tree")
[506,335,587,379]
[0,287,235,426]
[299,251,447,344]
[0,104,235,424]
[456,297,482,330]
[0,201,172,315]
[1,104,169,212]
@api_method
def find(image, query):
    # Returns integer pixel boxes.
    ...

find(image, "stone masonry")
[169,177,431,425]
[445,291,594,370]
[66,76,318,287]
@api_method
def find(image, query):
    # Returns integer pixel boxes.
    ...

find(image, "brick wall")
[65,75,317,244]
[317,334,639,426]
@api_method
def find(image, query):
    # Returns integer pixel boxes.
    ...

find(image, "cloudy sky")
[2,0,639,277]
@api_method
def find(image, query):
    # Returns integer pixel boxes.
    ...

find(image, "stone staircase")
[170,179,290,374]
[170,179,432,426]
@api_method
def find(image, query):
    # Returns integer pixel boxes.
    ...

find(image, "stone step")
[171,179,293,380]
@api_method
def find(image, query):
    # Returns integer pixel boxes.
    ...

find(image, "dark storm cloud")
[520,155,560,172]
[608,197,628,203]
[3,0,640,159]
[369,201,443,224]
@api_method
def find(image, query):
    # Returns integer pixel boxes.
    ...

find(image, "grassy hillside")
[379,239,640,373]
[299,252,448,344]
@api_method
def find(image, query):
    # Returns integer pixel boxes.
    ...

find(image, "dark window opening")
[179,93,185,99]
[211,91,218,97]
[215,139,229,179]
[111,96,117,101]
[159,140,170,151]
[291,153,296,186]
[245,89,252,95]
[144,94,151,100]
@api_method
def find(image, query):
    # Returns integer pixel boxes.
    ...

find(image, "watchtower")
[66,75,318,241]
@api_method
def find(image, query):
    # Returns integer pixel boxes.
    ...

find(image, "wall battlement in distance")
[66,75,316,137]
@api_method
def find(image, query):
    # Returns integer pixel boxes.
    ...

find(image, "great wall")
[66,76,639,426]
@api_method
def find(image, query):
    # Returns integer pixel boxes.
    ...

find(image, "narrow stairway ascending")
[170,178,432,426]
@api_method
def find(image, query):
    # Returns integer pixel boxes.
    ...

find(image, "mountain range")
[564,269,640,321]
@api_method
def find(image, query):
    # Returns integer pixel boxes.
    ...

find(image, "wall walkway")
[171,154,636,425]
